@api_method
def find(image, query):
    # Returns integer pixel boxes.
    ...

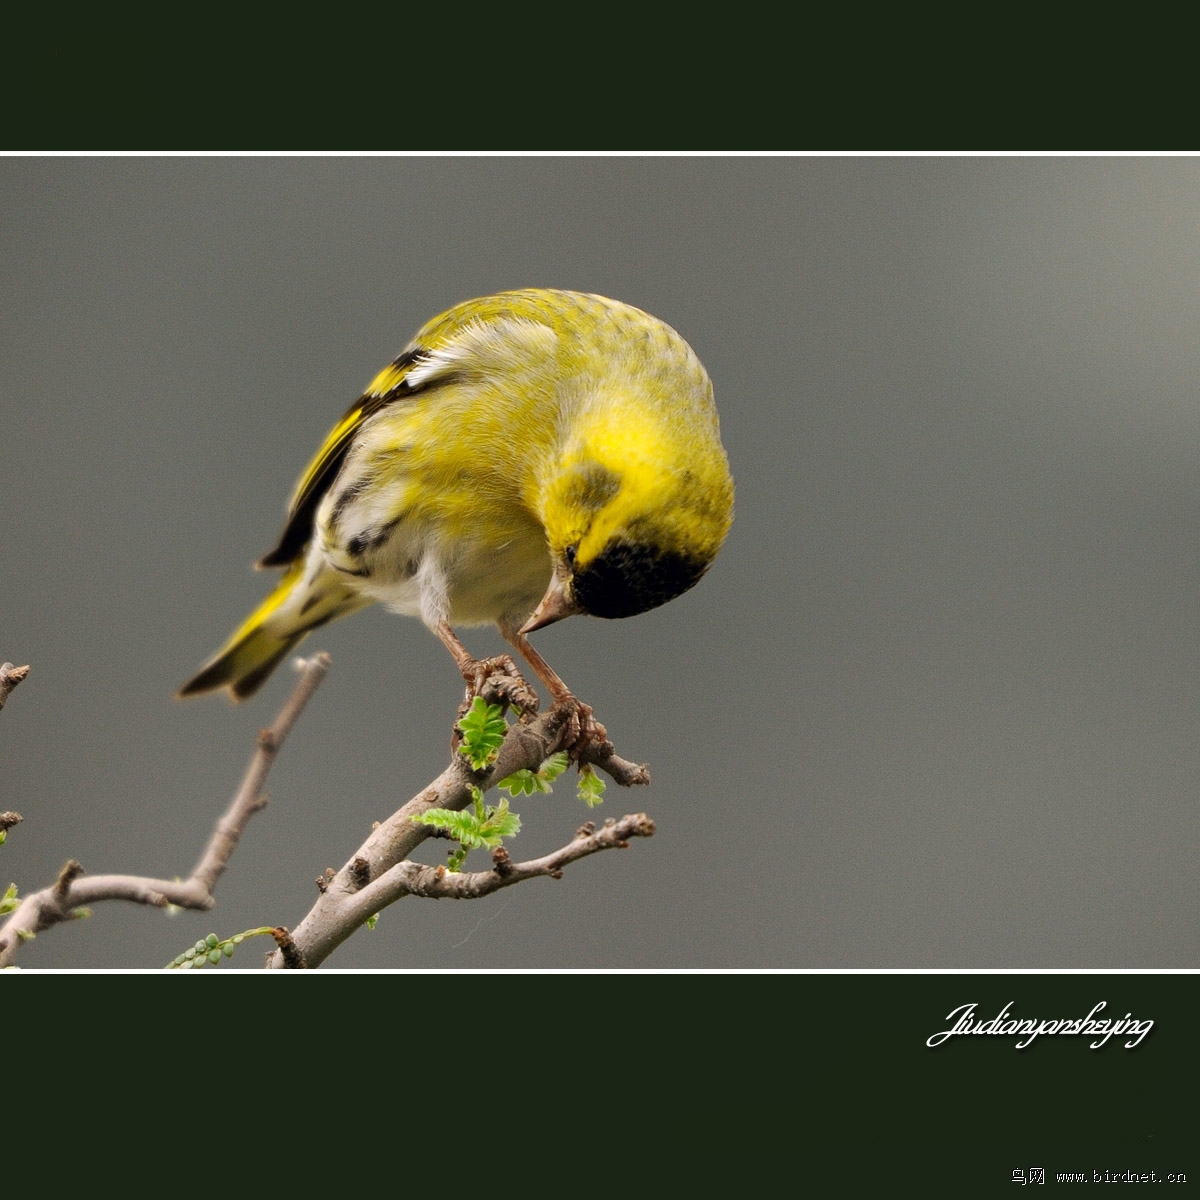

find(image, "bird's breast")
[320,473,550,629]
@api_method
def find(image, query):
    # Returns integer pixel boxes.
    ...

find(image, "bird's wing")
[257,291,558,569]
[257,347,425,567]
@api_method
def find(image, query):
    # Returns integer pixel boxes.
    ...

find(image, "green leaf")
[497,751,570,797]
[540,752,570,782]
[415,807,490,847]
[480,797,522,842]
[578,765,606,808]
[414,796,522,870]
[0,882,18,916]
[456,697,508,770]
[497,768,539,796]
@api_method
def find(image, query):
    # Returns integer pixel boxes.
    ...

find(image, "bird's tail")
[178,561,367,701]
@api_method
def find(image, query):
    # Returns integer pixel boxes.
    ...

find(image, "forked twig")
[0,655,330,968]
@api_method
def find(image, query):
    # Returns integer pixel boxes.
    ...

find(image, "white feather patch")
[404,316,558,388]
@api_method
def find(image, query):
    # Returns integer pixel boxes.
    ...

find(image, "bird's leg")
[434,621,539,716]
[499,622,609,760]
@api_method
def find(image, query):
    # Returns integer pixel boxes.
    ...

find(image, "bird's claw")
[459,654,540,716]
[549,695,611,763]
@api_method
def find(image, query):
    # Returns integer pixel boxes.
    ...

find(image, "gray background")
[4,157,1198,969]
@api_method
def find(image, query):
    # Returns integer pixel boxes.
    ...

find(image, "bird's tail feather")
[178,561,363,700]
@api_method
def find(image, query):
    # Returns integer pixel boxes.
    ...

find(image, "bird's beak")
[520,573,583,634]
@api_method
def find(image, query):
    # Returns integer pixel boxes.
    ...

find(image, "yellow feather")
[180,290,733,700]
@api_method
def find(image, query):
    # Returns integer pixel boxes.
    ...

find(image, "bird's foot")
[548,694,612,763]
[459,654,541,717]
[532,693,650,788]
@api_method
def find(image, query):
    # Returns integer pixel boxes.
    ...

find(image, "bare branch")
[0,654,330,968]
[360,814,655,904]
[2,648,655,970]
[267,699,651,969]
[577,736,651,788]
[0,663,30,711]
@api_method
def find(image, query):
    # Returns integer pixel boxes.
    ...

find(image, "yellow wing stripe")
[286,407,364,514]
[288,350,420,518]
[365,359,412,398]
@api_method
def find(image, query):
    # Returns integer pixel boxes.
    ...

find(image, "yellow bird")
[179,289,734,713]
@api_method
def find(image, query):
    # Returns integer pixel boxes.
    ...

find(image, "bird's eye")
[564,543,578,567]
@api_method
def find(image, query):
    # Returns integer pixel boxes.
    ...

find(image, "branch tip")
[54,859,84,900]
[294,651,332,674]
[271,926,307,969]
[0,663,30,711]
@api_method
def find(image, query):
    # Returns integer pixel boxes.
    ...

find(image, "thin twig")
[360,813,655,903]
[188,652,331,895]
[0,654,330,968]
